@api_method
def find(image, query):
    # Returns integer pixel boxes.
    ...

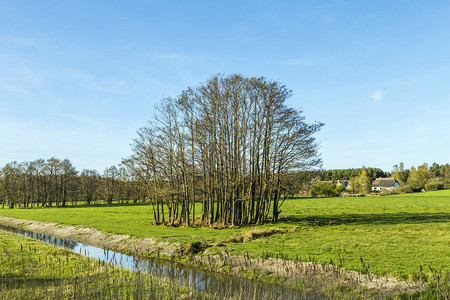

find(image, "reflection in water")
[0,223,321,299]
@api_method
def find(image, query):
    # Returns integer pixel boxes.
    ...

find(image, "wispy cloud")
[64,68,128,90]
[371,90,386,101]
[0,35,46,49]
[136,52,202,62]
[0,66,45,95]
[0,83,30,94]
[151,53,191,60]
[265,58,318,66]
[143,77,177,89]
[64,69,94,81]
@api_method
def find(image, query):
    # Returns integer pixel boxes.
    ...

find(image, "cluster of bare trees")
[123,74,322,226]
[0,158,143,208]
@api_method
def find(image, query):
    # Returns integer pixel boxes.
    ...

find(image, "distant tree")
[60,159,78,207]
[349,176,359,194]
[310,182,339,197]
[358,169,372,194]
[335,182,347,194]
[407,164,429,191]
[1,162,22,208]
[0,169,4,208]
[80,169,100,205]
[31,159,47,207]
[444,164,450,185]
[406,167,419,190]
[103,166,120,204]
[392,162,409,185]
[429,162,444,179]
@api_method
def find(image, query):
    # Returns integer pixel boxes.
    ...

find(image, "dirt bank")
[0,215,179,256]
[0,215,427,297]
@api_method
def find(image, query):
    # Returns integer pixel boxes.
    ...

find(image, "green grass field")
[1,190,449,284]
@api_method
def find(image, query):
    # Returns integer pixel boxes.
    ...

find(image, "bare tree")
[0,158,136,208]
[125,74,323,226]
[1,162,22,208]
[80,169,100,205]
[103,165,120,204]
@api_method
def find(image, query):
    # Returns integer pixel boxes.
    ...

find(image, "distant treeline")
[391,162,450,192]
[314,168,388,181]
[277,167,387,197]
[2,159,449,210]
[303,163,450,195]
[282,163,450,197]
[0,158,142,209]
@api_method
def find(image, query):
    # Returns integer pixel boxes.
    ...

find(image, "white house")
[371,177,399,191]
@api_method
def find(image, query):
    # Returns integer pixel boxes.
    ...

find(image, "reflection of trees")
[0,225,79,250]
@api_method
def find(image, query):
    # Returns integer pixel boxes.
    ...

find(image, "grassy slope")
[1,190,449,282]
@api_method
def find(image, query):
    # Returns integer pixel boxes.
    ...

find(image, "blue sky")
[1,0,449,173]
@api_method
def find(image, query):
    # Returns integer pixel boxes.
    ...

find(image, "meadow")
[1,190,449,295]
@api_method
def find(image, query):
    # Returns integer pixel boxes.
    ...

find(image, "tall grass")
[1,231,322,299]
[0,231,205,299]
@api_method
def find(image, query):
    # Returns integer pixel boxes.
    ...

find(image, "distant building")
[371,177,399,191]
[319,180,351,190]
[336,180,350,189]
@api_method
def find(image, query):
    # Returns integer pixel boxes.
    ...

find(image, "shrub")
[397,185,414,193]
[425,181,444,191]
[335,184,347,194]
[310,182,339,197]
[380,189,398,196]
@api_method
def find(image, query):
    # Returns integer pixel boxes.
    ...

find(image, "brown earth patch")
[226,227,287,243]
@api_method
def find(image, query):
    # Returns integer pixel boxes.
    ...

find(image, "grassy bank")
[1,190,449,287]
[0,230,205,299]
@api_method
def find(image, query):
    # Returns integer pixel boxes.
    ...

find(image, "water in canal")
[0,223,323,299]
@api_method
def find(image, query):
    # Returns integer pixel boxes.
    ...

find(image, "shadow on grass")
[279,212,450,227]
[1,273,67,287]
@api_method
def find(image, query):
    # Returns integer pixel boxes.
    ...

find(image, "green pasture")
[1,190,449,283]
